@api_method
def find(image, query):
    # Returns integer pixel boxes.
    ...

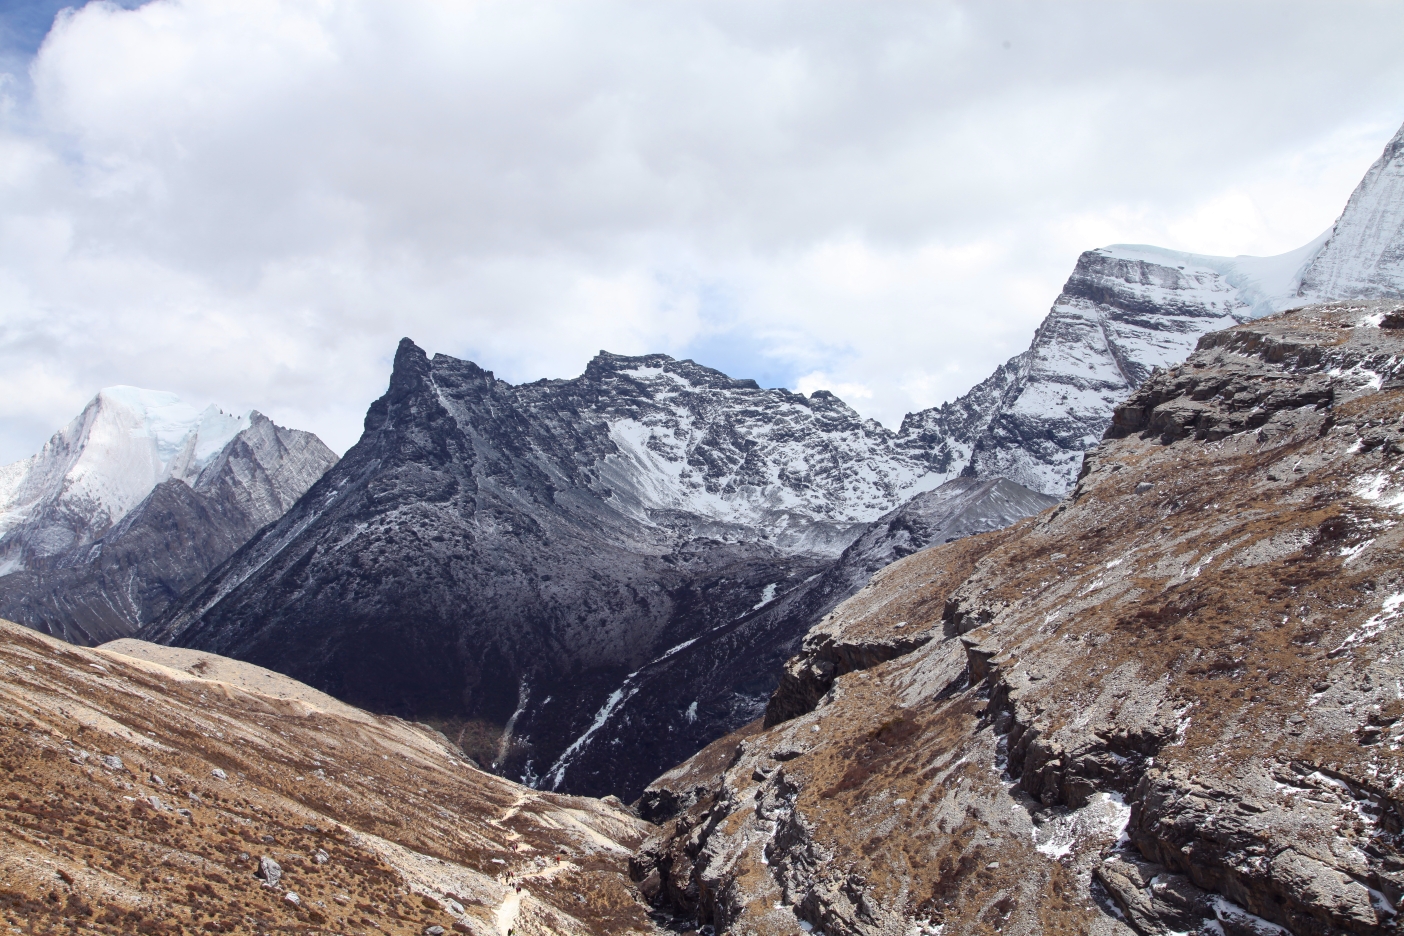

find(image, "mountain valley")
[10,299,1404,936]
[123,119,1404,803]
[4,114,1404,936]
[141,342,1056,797]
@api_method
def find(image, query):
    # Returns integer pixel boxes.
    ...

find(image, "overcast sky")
[1,1,1403,462]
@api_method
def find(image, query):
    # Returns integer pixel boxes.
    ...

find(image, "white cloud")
[0,0,1402,460]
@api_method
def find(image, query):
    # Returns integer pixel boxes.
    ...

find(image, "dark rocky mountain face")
[144,342,1054,798]
[550,477,1055,802]
[635,302,1404,936]
[0,412,336,645]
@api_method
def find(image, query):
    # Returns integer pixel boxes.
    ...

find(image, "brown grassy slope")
[637,302,1404,936]
[0,622,657,936]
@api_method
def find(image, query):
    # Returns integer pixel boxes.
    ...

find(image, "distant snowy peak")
[0,400,338,645]
[0,387,250,560]
[1300,121,1404,301]
[907,121,1404,496]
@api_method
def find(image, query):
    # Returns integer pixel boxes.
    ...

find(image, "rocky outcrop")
[763,626,934,729]
[633,303,1404,936]
[1122,766,1394,936]
[761,479,1054,729]
[0,412,336,644]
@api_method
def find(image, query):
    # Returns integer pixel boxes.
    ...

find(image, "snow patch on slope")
[544,684,640,790]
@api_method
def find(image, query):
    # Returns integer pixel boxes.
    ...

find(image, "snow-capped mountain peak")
[900,120,1404,496]
[0,387,251,564]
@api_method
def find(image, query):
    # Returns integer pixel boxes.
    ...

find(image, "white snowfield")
[0,387,249,566]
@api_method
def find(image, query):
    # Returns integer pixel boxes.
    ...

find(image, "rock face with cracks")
[634,303,1404,936]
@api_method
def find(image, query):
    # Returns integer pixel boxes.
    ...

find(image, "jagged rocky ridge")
[634,302,1404,936]
[904,119,1404,497]
[0,392,337,645]
[144,342,1054,799]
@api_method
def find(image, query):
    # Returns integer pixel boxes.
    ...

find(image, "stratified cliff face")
[635,302,1404,936]
[894,242,1304,497]
[0,412,337,645]
[900,247,1256,496]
